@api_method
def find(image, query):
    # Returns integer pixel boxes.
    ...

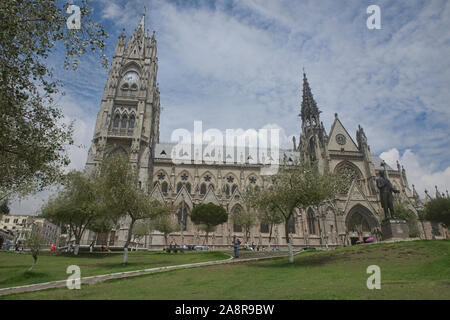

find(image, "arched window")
[200,183,207,195]
[161,181,168,195]
[231,184,238,194]
[129,115,135,129]
[113,114,120,128]
[288,214,296,234]
[307,210,316,235]
[225,185,230,196]
[177,182,183,194]
[210,184,215,192]
[232,206,243,233]
[260,223,269,233]
[121,114,128,129]
[186,183,191,194]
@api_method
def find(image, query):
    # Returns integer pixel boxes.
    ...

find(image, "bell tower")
[298,72,329,172]
[85,12,161,191]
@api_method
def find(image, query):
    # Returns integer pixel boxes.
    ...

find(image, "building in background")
[0,215,60,247]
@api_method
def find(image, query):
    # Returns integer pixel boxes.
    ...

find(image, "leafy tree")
[252,162,349,263]
[256,207,284,249]
[150,209,179,249]
[88,215,114,252]
[25,231,45,272]
[425,198,450,228]
[233,188,259,243]
[42,171,101,255]
[132,219,153,250]
[0,0,108,201]
[191,203,228,245]
[231,207,256,244]
[97,154,169,264]
[394,201,417,221]
[394,201,420,237]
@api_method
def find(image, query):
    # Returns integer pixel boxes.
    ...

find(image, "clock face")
[336,134,347,145]
[123,71,139,84]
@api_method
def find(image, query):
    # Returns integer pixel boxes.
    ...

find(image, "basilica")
[84,16,447,249]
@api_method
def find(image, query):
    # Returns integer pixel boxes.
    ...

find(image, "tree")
[24,231,45,272]
[231,207,256,244]
[394,201,420,237]
[150,208,179,249]
[0,0,108,201]
[88,215,114,252]
[42,171,101,255]
[132,219,153,250]
[97,154,168,264]
[191,203,228,245]
[256,207,284,250]
[425,198,450,228]
[252,162,349,263]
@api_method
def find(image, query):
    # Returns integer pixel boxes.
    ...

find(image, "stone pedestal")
[381,219,409,240]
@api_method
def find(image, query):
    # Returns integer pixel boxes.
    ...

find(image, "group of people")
[0,239,25,252]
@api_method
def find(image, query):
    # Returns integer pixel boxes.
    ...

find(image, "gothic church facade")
[85,16,438,249]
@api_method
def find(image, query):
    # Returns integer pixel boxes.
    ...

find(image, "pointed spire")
[300,72,321,126]
[139,11,145,31]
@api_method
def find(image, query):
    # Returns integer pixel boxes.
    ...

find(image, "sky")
[10,0,450,214]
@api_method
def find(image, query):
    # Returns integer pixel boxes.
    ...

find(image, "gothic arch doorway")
[345,205,379,245]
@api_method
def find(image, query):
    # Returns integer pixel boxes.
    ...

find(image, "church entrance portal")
[345,205,379,245]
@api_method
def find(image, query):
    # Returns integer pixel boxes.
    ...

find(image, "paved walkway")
[0,250,303,297]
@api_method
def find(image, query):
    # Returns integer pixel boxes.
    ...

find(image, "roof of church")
[154,143,300,165]
[370,155,393,170]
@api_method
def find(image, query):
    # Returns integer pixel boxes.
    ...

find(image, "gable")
[327,118,359,152]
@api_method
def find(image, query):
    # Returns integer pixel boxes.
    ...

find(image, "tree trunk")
[123,247,128,265]
[123,218,136,265]
[268,224,273,250]
[205,232,209,246]
[74,237,81,256]
[285,221,294,263]
[27,254,37,273]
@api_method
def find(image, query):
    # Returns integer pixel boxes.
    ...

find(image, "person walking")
[233,237,239,258]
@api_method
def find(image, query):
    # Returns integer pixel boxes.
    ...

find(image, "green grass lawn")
[2,240,450,300]
[0,250,229,289]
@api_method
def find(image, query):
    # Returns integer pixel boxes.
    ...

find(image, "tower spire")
[139,8,145,31]
[300,72,321,127]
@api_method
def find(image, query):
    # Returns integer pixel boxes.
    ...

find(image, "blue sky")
[11,0,450,213]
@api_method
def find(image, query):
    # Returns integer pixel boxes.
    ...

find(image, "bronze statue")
[376,170,400,219]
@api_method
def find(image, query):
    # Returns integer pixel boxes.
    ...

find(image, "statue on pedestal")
[376,169,400,220]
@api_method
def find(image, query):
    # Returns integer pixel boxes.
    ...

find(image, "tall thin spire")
[300,72,321,126]
[139,8,145,31]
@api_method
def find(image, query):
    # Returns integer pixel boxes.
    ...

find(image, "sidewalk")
[0,250,303,297]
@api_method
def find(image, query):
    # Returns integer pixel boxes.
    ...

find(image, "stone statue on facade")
[376,170,400,219]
